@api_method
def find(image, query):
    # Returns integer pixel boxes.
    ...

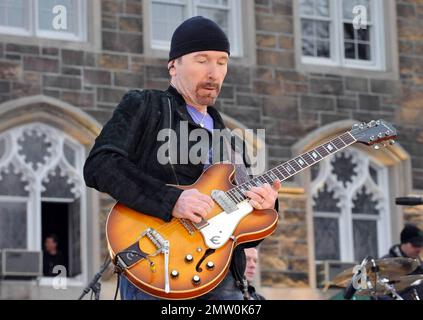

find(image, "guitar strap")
[222,130,252,300]
[220,128,251,185]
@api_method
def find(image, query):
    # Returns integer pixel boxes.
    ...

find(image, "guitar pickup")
[211,190,238,213]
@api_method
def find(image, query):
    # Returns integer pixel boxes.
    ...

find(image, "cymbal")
[332,258,419,288]
[391,274,423,292]
[355,275,423,296]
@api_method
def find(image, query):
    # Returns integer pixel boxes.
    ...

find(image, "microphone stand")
[78,256,112,300]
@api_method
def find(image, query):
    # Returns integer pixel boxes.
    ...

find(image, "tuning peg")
[368,120,376,128]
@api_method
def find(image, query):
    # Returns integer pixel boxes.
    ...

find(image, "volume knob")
[171,270,179,278]
[185,254,194,263]
[206,261,215,270]
[192,275,201,285]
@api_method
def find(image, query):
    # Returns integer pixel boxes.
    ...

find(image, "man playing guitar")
[84,16,280,300]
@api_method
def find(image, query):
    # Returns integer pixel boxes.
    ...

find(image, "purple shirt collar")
[186,104,214,133]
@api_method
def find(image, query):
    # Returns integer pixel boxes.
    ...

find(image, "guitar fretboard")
[225,132,357,204]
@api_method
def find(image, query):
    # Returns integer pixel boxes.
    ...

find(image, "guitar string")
[155,134,353,234]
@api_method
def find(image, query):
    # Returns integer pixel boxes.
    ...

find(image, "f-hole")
[195,249,216,272]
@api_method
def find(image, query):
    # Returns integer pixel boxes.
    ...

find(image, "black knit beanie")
[169,16,230,62]
[401,224,423,247]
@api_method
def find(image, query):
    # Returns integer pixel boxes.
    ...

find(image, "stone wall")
[260,190,309,288]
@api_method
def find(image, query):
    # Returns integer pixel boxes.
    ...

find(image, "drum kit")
[332,256,423,300]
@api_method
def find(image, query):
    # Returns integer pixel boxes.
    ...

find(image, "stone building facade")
[0,0,422,299]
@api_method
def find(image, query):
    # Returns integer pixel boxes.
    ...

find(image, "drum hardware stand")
[360,256,404,300]
[412,289,420,300]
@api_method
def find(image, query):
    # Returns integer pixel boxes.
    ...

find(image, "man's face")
[44,237,57,253]
[245,248,258,282]
[169,51,229,107]
[402,242,422,259]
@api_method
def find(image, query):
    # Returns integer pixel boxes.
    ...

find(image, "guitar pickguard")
[200,200,253,249]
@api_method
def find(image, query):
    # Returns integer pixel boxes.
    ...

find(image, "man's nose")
[207,65,219,80]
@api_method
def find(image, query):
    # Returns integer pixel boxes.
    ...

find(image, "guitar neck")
[225,131,357,204]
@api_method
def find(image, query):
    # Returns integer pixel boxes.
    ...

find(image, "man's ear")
[168,60,176,76]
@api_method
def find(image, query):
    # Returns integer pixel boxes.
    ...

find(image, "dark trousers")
[120,272,243,300]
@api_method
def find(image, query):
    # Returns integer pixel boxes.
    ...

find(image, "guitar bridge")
[140,228,167,252]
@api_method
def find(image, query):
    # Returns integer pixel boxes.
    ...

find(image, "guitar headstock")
[350,120,397,150]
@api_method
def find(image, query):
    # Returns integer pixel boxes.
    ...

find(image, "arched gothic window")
[0,122,85,278]
[311,147,391,262]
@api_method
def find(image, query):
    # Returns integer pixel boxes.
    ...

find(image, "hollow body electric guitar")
[106,120,397,299]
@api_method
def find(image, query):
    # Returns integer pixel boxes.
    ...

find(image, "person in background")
[244,247,265,300]
[379,224,423,300]
[43,234,65,277]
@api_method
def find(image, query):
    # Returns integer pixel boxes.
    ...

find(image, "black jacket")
[248,284,266,300]
[83,86,271,290]
[43,251,65,277]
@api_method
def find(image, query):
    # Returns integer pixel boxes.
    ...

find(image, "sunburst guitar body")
[106,163,278,299]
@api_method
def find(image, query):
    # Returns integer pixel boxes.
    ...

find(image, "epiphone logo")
[126,252,135,261]
[210,236,221,245]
